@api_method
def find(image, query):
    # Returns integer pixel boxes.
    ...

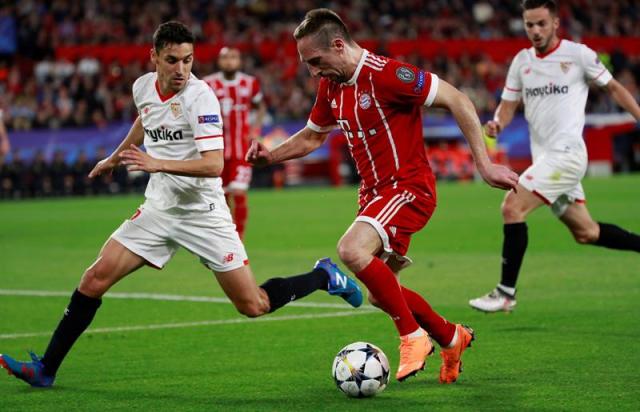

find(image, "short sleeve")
[251,77,263,104]
[131,75,147,113]
[379,60,439,107]
[187,89,224,152]
[307,79,336,133]
[501,54,523,101]
[580,45,612,87]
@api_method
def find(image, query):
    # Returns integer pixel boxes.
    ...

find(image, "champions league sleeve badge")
[170,102,182,118]
[395,66,416,83]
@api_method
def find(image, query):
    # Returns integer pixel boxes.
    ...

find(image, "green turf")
[1,175,639,411]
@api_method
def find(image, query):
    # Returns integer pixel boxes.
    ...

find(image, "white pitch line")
[0,310,379,340]
[0,289,374,309]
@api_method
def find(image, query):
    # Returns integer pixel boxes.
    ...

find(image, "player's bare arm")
[485,99,520,137]
[246,126,329,167]
[89,116,144,178]
[119,145,223,177]
[432,80,519,190]
[606,79,640,121]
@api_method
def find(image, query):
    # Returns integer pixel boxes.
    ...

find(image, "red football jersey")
[203,72,263,160]
[308,50,439,206]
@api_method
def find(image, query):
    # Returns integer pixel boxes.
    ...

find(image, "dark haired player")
[0,21,362,388]
[469,0,640,313]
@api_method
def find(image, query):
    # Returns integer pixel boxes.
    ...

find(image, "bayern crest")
[359,93,372,110]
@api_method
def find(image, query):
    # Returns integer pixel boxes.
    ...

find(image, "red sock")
[232,193,248,240]
[356,257,419,336]
[401,286,456,346]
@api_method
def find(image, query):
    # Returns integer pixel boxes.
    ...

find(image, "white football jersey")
[502,40,612,159]
[132,72,225,213]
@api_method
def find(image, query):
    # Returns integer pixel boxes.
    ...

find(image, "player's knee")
[79,259,117,297]
[337,242,365,271]
[501,200,525,222]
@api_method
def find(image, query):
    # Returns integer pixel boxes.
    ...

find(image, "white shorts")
[111,206,248,272]
[519,145,587,217]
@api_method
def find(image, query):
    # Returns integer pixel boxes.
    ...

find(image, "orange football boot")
[439,324,475,384]
[396,330,434,381]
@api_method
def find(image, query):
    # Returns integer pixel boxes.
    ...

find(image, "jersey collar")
[155,79,178,102]
[535,39,563,59]
[345,49,368,85]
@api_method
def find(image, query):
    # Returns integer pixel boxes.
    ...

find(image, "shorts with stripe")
[111,206,248,273]
[355,187,436,261]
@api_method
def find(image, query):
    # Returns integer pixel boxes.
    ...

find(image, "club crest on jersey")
[198,114,220,124]
[358,93,372,110]
[330,99,337,109]
[396,66,415,83]
[170,102,182,118]
[560,62,572,74]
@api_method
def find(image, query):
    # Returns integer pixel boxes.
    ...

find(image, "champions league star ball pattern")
[331,342,390,398]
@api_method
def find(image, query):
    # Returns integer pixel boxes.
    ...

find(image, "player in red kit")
[247,9,519,384]
[204,47,266,239]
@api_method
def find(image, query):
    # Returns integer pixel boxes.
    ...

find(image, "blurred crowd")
[0,0,639,130]
[0,1,639,197]
[0,147,148,199]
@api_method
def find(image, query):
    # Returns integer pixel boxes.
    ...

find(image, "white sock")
[405,327,425,339]
[445,327,459,348]
[497,284,516,297]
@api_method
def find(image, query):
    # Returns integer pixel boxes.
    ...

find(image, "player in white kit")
[469,0,640,313]
[0,21,362,388]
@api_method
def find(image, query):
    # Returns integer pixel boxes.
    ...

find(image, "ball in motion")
[331,341,390,398]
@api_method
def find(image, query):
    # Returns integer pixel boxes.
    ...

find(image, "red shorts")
[356,187,436,260]
[222,158,253,191]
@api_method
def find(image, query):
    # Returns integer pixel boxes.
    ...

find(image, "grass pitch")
[1,175,639,411]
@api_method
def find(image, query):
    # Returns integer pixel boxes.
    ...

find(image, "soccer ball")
[331,342,390,398]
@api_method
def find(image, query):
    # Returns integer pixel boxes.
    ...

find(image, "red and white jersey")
[133,72,225,213]
[203,72,263,160]
[308,50,439,205]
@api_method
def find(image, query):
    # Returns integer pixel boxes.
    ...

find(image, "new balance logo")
[331,99,337,109]
[335,273,348,289]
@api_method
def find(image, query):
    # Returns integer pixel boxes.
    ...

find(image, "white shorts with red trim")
[111,206,248,272]
[519,144,587,217]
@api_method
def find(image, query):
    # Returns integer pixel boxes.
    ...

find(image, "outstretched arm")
[484,99,520,137]
[89,116,144,178]
[246,126,330,167]
[431,80,519,190]
[606,79,640,121]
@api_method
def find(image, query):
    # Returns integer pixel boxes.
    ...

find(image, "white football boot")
[469,288,516,313]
